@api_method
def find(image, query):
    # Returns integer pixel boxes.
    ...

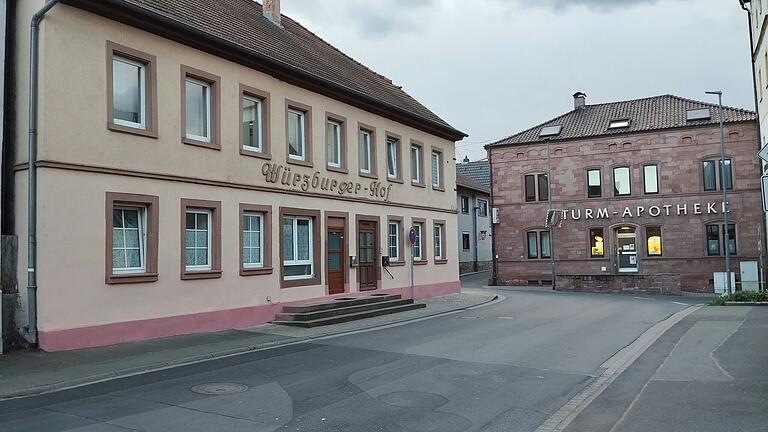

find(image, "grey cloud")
[510,0,664,12]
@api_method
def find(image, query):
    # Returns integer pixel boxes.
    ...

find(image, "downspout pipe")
[22,0,60,345]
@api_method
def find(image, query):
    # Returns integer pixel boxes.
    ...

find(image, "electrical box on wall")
[350,256,358,267]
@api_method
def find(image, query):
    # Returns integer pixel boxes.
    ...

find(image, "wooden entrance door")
[358,222,378,291]
[327,228,345,295]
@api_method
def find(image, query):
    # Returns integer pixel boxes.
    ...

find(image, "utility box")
[714,272,737,294]
[740,261,759,292]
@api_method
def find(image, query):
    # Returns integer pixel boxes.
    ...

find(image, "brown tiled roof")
[456,171,490,195]
[456,160,490,189]
[489,94,756,147]
[64,0,466,141]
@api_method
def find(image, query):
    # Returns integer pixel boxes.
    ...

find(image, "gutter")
[21,0,61,345]
[60,0,468,142]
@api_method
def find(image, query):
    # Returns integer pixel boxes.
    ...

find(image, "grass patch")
[709,290,768,306]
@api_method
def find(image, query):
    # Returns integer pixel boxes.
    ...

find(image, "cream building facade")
[4,0,465,351]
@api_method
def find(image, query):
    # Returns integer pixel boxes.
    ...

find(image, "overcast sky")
[281,0,754,162]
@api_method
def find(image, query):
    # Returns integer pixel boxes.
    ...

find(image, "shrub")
[709,290,768,306]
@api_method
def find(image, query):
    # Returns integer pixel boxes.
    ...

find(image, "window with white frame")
[433,224,443,259]
[327,120,342,168]
[283,216,313,279]
[387,138,399,179]
[112,56,146,129]
[411,145,422,184]
[412,223,423,260]
[185,209,212,271]
[288,109,306,161]
[112,207,146,273]
[185,77,212,143]
[360,129,373,174]
[477,199,488,217]
[388,221,400,260]
[242,95,263,152]
[431,151,441,187]
[242,212,264,268]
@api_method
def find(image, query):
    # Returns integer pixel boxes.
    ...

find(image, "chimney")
[573,92,587,110]
[263,0,281,26]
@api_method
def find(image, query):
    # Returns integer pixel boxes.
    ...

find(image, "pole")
[547,139,556,290]
[707,91,731,295]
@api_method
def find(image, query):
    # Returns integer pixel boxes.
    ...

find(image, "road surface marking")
[632,297,652,301]
[534,305,701,432]
[671,301,689,306]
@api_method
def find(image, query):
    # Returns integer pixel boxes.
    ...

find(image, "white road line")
[632,297,652,301]
[534,305,702,432]
[671,301,689,306]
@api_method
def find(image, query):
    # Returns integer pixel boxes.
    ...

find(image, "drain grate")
[190,383,248,395]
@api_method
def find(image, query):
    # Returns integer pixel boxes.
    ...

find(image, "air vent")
[539,125,562,137]
[686,108,711,121]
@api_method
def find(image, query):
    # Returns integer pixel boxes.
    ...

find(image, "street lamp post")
[706,91,732,295]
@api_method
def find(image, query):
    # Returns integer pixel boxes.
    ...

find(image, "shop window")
[590,228,604,258]
[646,226,662,256]
[613,166,631,196]
[706,223,737,256]
[587,169,602,198]
[643,164,659,194]
[527,231,551,259]
[525,173,548,202]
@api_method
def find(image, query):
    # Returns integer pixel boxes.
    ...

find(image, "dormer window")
[608,119,630,129]
[539,125,562,138]
[686,108,711,121]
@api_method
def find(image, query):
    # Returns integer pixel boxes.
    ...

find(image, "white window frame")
[411,145,421,183]
[242,212,265,269]
[112,56,147,130]
[412,223,423,260]
[288,109,306,161]
[388,221,400,261]
[242,95,263,153]
[387,139,399,179]
[112,206,147,274]
[431,151,441,187]
[327,120,342,168]
[185,209,213,272]
[284,216,314,280]
[185,77,212,143]
[433,225,443,260]
[360,130,373,174]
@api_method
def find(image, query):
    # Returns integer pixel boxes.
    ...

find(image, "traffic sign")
[759,145,768,163]
[762,175,768,212]
[408,227,416,245]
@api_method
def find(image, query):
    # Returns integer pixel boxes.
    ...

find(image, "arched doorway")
[615,226,638,273]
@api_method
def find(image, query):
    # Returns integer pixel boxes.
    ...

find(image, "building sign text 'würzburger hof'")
[564,202,728,220]
[262,163,393,201]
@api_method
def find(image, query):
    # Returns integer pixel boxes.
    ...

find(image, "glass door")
[616,227,638,273]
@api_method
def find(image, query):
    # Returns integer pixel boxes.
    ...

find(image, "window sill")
[413,260,429,266]
[387,177,403,184]
[411,182,426,188]
[432,185,445,192]
[287,158,313,168]
[241,266,274,276]
[106,272,159,284]
[240,148,272,160]
[327,165,348,174]
[360,172,378,180]
[281,275,321,288]
[434,259,448,265]
[181,270,223,280]
[388,260,406,267]
[108,123,158,139]
[183,137,221,151]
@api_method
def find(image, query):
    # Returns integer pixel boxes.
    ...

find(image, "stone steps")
[273,294,426,328]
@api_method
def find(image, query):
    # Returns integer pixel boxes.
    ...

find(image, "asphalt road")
[0,274,719,432]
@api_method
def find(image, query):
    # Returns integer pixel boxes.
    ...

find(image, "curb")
[724,301,768,306]
[0,293,500,401]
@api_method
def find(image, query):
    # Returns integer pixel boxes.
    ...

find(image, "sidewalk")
[0,291,496,400]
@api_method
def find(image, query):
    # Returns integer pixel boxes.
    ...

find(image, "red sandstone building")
[487,93,763,294]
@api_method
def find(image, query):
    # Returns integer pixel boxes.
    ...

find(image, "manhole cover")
[190,383,248,395]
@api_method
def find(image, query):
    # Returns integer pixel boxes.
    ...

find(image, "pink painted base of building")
[37,281,460,352]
